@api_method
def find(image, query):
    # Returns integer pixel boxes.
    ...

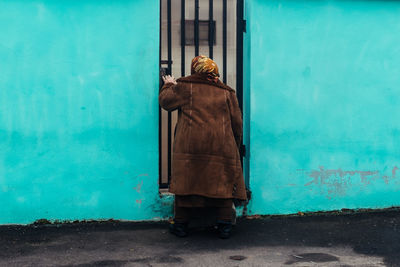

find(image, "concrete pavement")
[1,209,400,266]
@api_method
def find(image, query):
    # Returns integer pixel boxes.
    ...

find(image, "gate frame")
[159,0,246,189]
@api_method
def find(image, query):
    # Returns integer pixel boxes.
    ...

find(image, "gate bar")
[167,0,172,75]
[181,0,186,76]
[167,0,172,183]
[222,0,227,83]
[158,0,163,187]
[194,0,200,56]
[236,0,244,110]
[209,0,214,59]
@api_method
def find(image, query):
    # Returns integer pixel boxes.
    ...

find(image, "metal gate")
[159,0,245,188]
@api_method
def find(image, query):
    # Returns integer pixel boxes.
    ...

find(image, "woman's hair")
[191,55,220,82]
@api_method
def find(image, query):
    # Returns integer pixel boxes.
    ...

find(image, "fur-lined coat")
[159,73,246,200]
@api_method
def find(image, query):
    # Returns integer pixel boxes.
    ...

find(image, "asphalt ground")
[1,209,400,266]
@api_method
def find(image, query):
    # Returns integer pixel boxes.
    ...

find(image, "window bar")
[222,0,227,83]
[181,0,186,76]
[194,0,200,56]
[209,0,214,59]
[167,0,172,184]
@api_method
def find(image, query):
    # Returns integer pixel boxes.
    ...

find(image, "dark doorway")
[159,0,245,188]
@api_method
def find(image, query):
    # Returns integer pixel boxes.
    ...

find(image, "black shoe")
[169,221,188,237]
[217,220,232,239]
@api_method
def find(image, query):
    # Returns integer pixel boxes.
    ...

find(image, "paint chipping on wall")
[300,166,400,199]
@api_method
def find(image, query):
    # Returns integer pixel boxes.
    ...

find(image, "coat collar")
[177,74,235,92]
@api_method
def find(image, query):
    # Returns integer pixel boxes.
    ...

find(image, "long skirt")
[174,195,233,223]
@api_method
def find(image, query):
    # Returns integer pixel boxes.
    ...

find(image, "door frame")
[158,0,246,189]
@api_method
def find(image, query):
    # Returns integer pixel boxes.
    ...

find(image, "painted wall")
[245,0,400,215]
[0,0,171,224]
[3,0,400,224]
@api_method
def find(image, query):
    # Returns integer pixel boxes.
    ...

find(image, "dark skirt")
[175,195,232,208]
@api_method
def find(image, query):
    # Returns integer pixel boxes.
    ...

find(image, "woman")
[159,55,246,239]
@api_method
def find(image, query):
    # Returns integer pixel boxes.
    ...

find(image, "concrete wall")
[245,0,400,215]
[3,0,400,224]
[0,0,170,224]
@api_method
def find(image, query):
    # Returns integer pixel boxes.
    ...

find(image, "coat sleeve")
[159,82,188,112]
[227,90,243,148]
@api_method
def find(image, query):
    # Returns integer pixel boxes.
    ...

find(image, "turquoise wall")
[246,0,400,215]
[0,0,171,224]
[3,0,400,224]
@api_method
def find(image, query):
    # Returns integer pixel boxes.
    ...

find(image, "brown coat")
[159,73,246,200]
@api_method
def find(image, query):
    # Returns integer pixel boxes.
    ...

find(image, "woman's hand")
[162,75,177,85]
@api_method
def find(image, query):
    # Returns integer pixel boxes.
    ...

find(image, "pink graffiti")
[301,165,400,199]
[304,166,379,186]
[133,181,143,193]
[392,166,399,179]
